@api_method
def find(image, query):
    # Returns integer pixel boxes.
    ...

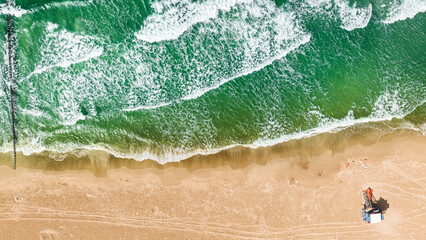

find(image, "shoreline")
[0,119,424,175]
[1,109,425,165]
[0,128,425,238]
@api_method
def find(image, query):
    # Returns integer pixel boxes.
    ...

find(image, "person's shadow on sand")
[373,197,389,213]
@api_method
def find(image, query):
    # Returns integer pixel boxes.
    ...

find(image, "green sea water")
[0,0,425,163]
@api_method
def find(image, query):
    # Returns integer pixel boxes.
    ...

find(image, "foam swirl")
[382,0,426,24]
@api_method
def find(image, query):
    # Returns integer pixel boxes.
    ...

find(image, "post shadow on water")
[373,197,389,214]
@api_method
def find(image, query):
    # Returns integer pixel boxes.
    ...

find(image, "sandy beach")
[0,0,424,239]
[0,129,425,239]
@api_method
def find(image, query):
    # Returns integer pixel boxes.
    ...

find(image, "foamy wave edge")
[0,0,94,17]
[125,33,311,112]
[2,100,424,165]
[0,4,27,17]
[382,0,426,24]
[135,0,252,43]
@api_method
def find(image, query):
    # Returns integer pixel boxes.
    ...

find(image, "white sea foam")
[0,4,28,17]
[20,23,104,125]
[22,109,44,117]
[2,88,424,164]
[1,1,424,163]
[0,71,5,98]
[32,47,103,75]
[0,0,94,17]
[383,0,426,24]
[46,22,59,32]
[123,101,170,111]
[289,0,372,31]
[135,0,252,42]
[27,23,104,79]
[57,89,87,125]
[181,34,311,101]
[28,0,94,13]
[1,135,47,157]
[126,0,312,111]
[370,88,406,118]
[40,0,94,9]
[335,0,372,31]
[421,123,426,135]
[253,88,424,148]
[304,0,333,9]
[1,111,423,164]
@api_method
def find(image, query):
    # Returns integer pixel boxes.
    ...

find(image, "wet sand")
[0,129,425,239]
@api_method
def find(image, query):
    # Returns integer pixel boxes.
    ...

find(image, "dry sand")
[0,130,425,239]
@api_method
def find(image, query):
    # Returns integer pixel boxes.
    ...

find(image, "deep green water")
[0,0,425,163]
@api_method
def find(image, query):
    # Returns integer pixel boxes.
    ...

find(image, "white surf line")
[182,35,312,101]
[0,3,27,17]
[124,33,311,112]
[23,46,104,81]
[112,96,426,164]
[0,0,95,17]
[27,0,95,14]
[19,24,104,83]
[2,105,424,165]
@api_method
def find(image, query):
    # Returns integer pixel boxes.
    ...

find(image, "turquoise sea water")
[0,0,425,163]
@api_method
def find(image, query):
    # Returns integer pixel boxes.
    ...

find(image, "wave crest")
[335,0,372,31]
[135,0,252,43]
[0,4,27,17]
[29,23,103,77]
[382,0,426,24]
[127,0,311,110]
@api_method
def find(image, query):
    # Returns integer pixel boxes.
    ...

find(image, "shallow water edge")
[0,118,424,177]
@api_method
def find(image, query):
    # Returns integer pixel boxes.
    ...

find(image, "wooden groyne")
[6,0,18,169]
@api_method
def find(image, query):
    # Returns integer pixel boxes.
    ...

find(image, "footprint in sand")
[39,229,59,240]
[13,196,24,203]
[289,177,298,185]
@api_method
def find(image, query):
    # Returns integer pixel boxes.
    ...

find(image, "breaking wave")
[382,0,426,24]
[0,4,27,17]
[0,0,95,17]
[135,0,251,42]
[335,0,372,31]
[29,23,103,77]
